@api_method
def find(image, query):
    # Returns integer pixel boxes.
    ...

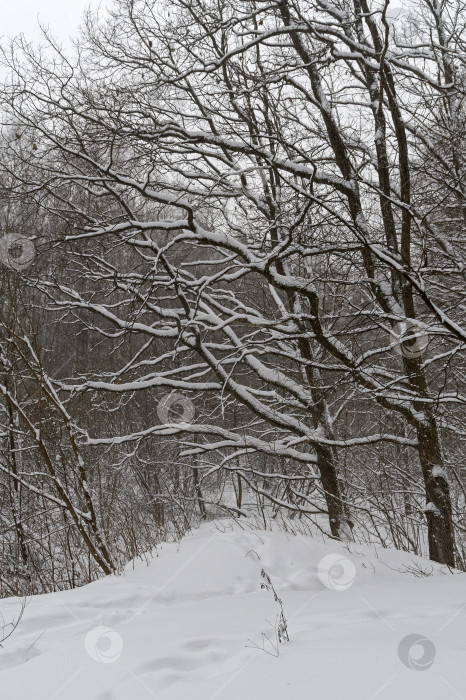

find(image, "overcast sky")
[2,0,99,46]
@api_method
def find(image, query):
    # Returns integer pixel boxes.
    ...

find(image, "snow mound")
[1,520,465,699]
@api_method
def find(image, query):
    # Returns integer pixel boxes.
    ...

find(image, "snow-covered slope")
[1,520,465,699]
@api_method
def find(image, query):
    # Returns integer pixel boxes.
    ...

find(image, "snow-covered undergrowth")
[1,520,465,699]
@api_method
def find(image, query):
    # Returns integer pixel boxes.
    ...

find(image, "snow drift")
[1,520,465,699]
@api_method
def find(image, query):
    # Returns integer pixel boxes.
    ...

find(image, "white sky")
[2,0,99,46]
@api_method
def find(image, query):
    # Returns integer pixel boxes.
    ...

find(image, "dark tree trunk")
[417,417,455,567]
[193,466,206,519]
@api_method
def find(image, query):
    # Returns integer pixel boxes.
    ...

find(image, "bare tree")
[0,0,465,577]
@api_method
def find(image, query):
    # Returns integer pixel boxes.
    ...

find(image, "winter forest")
[0,0,466,697]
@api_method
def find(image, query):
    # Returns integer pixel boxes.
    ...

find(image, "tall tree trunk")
[298,338,351,539]
[417,415,455,566]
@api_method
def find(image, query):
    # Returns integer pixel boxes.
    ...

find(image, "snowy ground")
[1,520,465,699]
